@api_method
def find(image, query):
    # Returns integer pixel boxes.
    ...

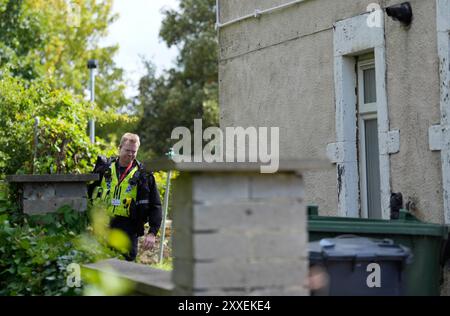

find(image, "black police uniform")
[88,156,162,261]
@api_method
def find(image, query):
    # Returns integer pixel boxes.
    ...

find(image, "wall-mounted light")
[385,2,413,26]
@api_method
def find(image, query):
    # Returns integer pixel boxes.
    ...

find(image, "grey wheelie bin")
[309,235,412,296]
[308,206,449,295]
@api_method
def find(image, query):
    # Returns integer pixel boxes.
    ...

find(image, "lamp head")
[386,2,413,26]
[87,59,98,69]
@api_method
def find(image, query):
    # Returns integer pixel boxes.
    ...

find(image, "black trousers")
[109,216,138,261]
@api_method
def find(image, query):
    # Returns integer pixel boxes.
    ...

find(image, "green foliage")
[0,0,43,80]
[32,0,128,112]
[0,71,119,175]
[136,0,218,157]
[0,176,169,296]
[0,0,129,113]
[0,201,119,296]
[0,0,132,146]
[150,257,173,272]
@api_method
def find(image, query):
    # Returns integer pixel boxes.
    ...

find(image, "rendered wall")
[218,0,443,222]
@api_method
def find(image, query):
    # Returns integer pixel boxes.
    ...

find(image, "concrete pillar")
[151,161,312,296]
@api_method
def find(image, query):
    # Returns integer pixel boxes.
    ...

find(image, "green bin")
[308,206,449,296]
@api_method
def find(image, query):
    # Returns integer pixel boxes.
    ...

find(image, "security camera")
[386,2,413,26]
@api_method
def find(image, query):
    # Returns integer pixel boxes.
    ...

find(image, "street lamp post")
[87,59,98,143]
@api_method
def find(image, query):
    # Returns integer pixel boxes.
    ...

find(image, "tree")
[0,0,129,113]
[30,0,129,112]
[0,0,44,79]
[0,71,117,176]
[135,0,218,158]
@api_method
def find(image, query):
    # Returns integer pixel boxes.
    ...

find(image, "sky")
[100,0,180,98]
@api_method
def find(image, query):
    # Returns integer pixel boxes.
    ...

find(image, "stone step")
[83,258,173,296]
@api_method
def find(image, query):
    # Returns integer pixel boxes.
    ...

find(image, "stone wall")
[6,174,98,214]
[171,169,309,295]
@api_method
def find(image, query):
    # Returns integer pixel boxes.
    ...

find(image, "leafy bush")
[0,70,128,176]
[0,198,119,296]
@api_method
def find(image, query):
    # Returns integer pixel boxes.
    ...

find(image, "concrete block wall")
[171,171,309,296]
[22,182,87,214]
[6,174,98,214]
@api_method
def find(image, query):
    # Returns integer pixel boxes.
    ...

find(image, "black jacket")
[88,155,162,237]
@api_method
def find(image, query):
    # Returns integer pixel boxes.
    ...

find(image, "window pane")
[364,119,381,219]
[363,68,377,104]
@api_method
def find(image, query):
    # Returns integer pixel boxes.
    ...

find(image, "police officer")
[88,133,162,261]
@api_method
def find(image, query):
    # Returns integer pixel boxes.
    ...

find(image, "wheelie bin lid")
[309,235,413,263]
[307,208,449,239]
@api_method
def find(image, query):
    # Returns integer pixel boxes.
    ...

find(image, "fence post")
[158,148,175,264]
[33,117,40,174]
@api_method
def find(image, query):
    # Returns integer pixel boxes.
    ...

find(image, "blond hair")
[119,133,140,148]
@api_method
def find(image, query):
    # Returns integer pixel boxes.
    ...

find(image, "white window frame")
[328,12,400,219]
[357,60,378,219]
[357,60,377,114]
[429,0,450,224]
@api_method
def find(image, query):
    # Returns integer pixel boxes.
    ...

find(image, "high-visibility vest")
[93,162,139,217]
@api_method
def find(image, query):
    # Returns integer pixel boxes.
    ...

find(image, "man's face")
[119,142,139,166]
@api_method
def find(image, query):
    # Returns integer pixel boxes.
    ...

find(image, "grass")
[150,257,173,271]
